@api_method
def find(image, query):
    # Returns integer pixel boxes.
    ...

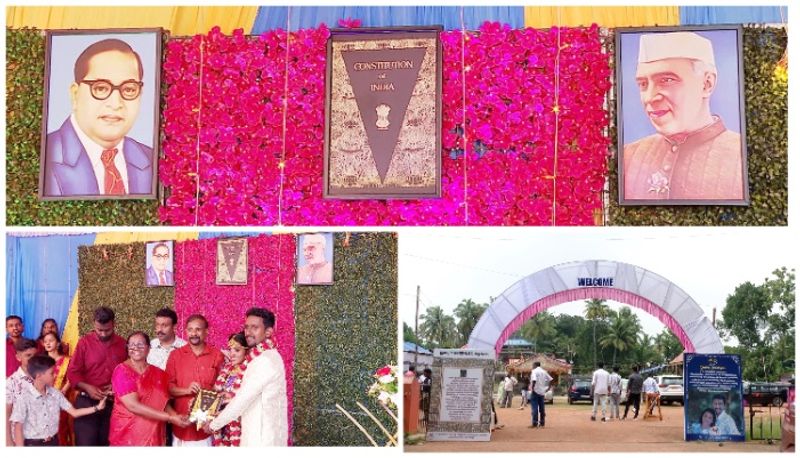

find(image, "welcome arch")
[467,260,723,355]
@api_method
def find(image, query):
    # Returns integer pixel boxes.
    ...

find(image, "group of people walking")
[590,363,647,421]
[6,306,288,447]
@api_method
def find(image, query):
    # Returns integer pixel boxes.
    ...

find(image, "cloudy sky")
[399,227,797,346]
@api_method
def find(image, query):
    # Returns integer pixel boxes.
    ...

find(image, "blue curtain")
[251,6,524,33]
[198,231,265,239]
[680,6,787,25]
[6,234,96,340]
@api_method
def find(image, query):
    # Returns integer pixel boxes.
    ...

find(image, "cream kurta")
[209,349,287,446]
[623,117,743,200]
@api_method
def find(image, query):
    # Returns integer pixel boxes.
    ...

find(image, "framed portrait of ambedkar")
[324,27,442,199]
[38,28,162,201]
[145,240,174,287]
[616,25,749,206]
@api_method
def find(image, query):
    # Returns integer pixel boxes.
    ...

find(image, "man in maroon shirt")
[67,307,128,446]
[6,315,24,377]
[166,314,224,446]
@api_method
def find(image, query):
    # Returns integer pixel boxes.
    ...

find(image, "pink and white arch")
[466,260,723,356]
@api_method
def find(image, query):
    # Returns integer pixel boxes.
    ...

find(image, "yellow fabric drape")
[524,6,679,28]
[60,232,199,354]
[6,6,258,36]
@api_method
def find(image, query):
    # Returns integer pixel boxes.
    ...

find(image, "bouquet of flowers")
[367,365,399,410]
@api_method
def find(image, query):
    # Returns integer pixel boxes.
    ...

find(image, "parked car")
[744,382,792,407]
[568,378,592,404]
[655,375,684,405]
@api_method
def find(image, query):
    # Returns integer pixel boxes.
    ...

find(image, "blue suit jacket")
[146,266,174,286]
[43,118,154,197]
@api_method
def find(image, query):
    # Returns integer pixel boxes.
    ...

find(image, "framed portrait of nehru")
[616,26,749,206]
[38,29,162,201]
[296,233,334,285]
[324,27,442,199]
[216,238,248,286]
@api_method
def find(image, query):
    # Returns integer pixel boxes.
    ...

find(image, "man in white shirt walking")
[501,375,517,408]
[642,374,660,417]
[591,362,610,422]
[528,362,552,428]
[609,366,623,420]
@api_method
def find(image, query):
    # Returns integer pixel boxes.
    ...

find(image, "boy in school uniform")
[10,355,107,446]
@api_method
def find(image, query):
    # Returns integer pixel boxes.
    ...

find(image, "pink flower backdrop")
[160,23,610,225]
[173,234,296,440]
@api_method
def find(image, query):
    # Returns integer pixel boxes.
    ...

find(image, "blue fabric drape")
[198,231,264,239]
[251,6,524,33]
[680,6,787,25]
[6,234,96,339]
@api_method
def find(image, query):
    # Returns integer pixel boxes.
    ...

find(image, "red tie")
[100,148,125,195]
[159,272,166,285]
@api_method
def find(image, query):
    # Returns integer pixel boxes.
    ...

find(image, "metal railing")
[748,402,784,442]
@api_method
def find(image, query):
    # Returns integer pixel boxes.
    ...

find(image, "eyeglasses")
[152,254,170,260]
[127,343,149,350]
[80,79,143,101]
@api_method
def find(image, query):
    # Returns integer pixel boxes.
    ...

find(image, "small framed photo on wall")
[216,238,248,285]
[145,240,174,287]
[616,25,749,206]
[39,28,162,201]
[297,233,334,285]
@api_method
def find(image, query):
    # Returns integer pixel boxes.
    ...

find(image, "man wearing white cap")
[623,31,743,200]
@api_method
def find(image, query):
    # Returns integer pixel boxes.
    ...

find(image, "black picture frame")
[616,25,749,206]
[39,28,162,201]
[324,26,443,200]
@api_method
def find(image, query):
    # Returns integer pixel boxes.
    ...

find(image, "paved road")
[407,397,780,452]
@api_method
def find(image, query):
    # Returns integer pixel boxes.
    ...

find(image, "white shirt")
[210,348,288,446]
[6,367,32,406]
[643,376,659,393]
[503,376,517,391]
[530,367,553,396]
[716,411,740,435]
[70,114,130,194]
[592,368,610,394]
[147,336,187,370]
[6,367,33,444]
[609,372,622,395]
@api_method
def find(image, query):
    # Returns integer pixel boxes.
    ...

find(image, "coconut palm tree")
[629,333,659,370]
[519,312,557,354]
[584,299,611,368]
[599,308,640,366]
[453,299,487,346]
[419,306,457,348]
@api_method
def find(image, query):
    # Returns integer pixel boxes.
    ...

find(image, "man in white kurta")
[207,308,288,446]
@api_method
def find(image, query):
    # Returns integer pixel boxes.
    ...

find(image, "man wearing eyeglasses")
[43,38,153,197]
[146,242,174,287]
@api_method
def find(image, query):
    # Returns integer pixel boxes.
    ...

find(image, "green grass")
[745,415,783,441]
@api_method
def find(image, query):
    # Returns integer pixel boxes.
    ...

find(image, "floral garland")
[173,235,296,442]
[367,365,399,410]
[160,23,610,226]
[211,338,276,447]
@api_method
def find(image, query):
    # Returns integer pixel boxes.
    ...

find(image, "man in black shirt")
[622,365,644,420]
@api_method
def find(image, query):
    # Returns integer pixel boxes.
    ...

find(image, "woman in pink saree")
[109,332,189,446]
